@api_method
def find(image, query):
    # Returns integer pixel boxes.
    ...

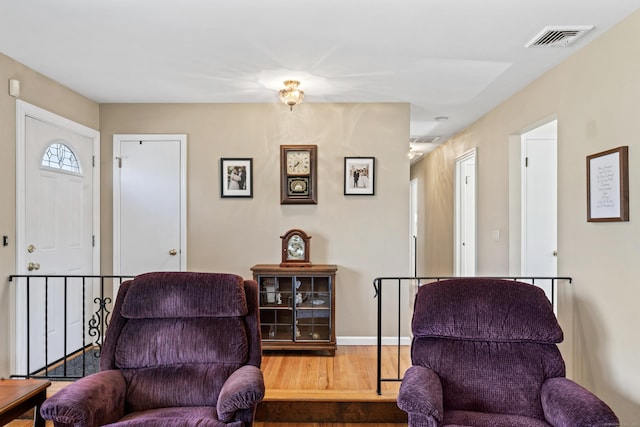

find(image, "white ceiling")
[1,1,639,159]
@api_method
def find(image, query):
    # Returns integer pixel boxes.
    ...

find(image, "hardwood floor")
[262,345,408,392]
[7,345,410,427]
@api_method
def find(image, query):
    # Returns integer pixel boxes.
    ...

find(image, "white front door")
[113,134,187,297]
[16,101,100,375]
[521,121,558,305]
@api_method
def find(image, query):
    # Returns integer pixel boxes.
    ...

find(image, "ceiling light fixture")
[408,148,424,162]
[279,80,304,111]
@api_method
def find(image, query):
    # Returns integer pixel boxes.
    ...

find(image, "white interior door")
[113,134,187,296]
[409,178,418,277]
[521,121,558,305]
[455,149,477,276]
[16,101,100,374]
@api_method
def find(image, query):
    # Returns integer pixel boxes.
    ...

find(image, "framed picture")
[344,157,375,195]
[220,158,253,198]
[587,146,629,222]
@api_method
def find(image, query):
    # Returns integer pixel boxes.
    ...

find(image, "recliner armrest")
[541,377,619,427]
[397,365,444,423]
[40,370,126,427]
[217,365,265,423]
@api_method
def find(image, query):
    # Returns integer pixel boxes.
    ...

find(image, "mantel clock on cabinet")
[280,144,317,204]
[280,228,311,267]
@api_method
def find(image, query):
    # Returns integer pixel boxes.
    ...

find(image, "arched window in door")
[41,142,81,174]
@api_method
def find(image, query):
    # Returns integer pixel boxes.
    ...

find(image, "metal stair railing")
[9,274,135,380]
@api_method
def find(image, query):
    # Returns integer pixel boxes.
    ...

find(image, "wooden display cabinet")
[251,264,337,355]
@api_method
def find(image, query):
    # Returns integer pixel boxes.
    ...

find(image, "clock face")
[280,228,311,266]
[286,151,311,175]
[287,235,305,260]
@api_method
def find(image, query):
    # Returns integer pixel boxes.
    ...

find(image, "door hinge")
[92,155,95,167]
[465,176,469,184]
[115,157,122,168]
[525,157,529,167]
[92,235,95,247]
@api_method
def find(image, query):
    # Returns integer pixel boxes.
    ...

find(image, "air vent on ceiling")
[525,25,594,48]
[410,136,440,144]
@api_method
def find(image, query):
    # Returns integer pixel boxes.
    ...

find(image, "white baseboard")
[337,336,411,346]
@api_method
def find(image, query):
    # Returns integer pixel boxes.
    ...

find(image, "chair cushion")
[105,406,239,427]
[412,278,563,343]
[411,337,565,420]
[121,272,248,318]
[443,409,552,427]
[115,316,249,411]
[122,365,242,412]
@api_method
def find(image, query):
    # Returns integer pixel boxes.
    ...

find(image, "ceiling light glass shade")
[279,80,304,111]
[408,149,424,161]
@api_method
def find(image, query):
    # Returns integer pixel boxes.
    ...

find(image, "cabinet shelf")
[251,264,337,356]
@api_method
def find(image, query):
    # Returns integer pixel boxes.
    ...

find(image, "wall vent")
[410,136,440,144]
[525,25,594,48]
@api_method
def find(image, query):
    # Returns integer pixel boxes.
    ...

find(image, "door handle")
[27,262,40,271]
[169,249,178,256]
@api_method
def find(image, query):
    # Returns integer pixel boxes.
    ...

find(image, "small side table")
[0,378,51,427]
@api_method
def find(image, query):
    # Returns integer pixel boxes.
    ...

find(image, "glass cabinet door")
[293,275,331,342]
[258,276,293,341]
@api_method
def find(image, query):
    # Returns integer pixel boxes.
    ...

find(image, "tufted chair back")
[42,271,264,426]
[399,278,618,426]
[410,278,564,420]
[98,272,261,413]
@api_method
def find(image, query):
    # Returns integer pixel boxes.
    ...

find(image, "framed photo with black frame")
[586,146,629,222]
[220,158,253,198]
[344,157,375,195]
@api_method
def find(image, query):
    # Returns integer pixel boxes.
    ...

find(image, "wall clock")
[280,144,317,204]
[280,228,312,267]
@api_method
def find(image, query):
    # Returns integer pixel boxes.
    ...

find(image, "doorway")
[15,101,100,375]
[454,149,477,276]
[112,134,187,298]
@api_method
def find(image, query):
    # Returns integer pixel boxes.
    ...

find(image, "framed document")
[586,146,629,222]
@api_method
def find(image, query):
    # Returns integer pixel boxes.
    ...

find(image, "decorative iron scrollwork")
[88,296,112,356]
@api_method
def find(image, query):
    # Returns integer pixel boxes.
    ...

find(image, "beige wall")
[0,52,410,376]
[99,102,411,338]
[412,10,640,422]
[0,52,99,377]
[8,9,637,418]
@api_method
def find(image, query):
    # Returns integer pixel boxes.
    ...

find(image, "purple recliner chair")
[397,278,619,427]
[41,272,265,427]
